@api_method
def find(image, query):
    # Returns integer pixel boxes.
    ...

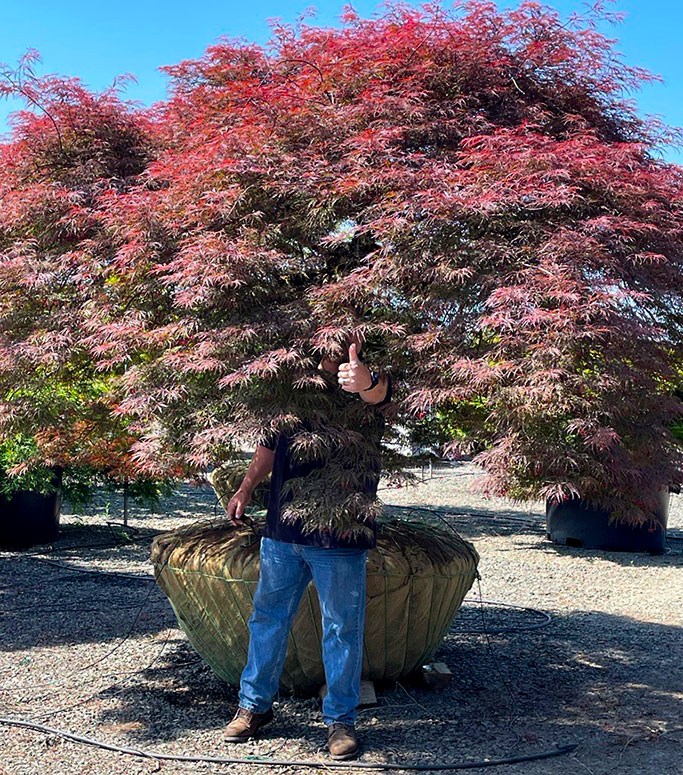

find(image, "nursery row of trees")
[1,1,683,530]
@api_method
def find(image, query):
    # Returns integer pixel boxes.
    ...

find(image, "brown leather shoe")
[223,706,274,742]
[327,722,359,759]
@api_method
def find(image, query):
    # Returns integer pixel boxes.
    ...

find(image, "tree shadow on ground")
[0,558,176,652]
[0,487,233,651]
[88,609,682,774]
[2,498,682,773]
[59,479,220,523]
[2,505,680,654]
[0,522,177,651]
[386,502,683,567]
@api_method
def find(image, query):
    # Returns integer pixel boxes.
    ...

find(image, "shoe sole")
[329,748,359,760]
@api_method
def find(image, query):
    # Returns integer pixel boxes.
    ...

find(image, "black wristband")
[363,370,381,391]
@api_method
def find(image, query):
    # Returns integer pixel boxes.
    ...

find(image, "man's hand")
[226,487,252,524]
[337,342,372,393]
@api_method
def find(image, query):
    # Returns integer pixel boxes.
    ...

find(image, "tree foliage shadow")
[88,608,682,775]
[390,502,683,568]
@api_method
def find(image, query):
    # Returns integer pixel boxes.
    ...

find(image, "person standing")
[222,338,392,760]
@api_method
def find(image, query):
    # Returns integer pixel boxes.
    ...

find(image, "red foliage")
[3,3,683,528]
[0,51,165,481]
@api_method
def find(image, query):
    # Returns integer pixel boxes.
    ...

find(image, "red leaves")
[1,2,682,517]
[218,348,307,388]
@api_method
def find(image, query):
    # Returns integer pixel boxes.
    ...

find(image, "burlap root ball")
[150,513,479,695]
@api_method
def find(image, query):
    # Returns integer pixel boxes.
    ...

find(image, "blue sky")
[1,0,681,163]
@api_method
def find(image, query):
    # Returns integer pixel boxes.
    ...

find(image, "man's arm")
[226,440,276,523]
[238,443,275,494]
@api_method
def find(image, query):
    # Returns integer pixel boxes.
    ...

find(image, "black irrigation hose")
[2,517,219,718]
[30,626,176,721]
[39,579,161,683]
[2,507,557,630]
[5,509,556,632]
[0,523,162,583]
[0,600,169,614]
[380,506,526,746]
[387,505,554,634]
[0,717,578,770]
[14,523,161,557]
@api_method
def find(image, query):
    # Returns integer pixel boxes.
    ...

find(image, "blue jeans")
[238,536,368,726]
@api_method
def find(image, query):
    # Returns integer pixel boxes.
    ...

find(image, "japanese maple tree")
[0,52,181,501]
[45,1,683,531]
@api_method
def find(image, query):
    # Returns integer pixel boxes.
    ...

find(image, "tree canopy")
[2,1,683,532]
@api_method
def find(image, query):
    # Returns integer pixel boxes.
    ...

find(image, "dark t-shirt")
[257,373,392,550]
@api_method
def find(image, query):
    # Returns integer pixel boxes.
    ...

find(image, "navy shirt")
[257,372,392,550]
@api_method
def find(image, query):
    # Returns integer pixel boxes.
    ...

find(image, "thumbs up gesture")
[337,340,373,393]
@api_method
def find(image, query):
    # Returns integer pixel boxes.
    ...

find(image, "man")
[222,337,392,760]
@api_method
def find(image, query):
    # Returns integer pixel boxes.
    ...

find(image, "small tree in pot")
[0,56,179,546]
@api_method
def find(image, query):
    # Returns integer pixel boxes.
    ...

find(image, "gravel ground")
[1,461,681,775]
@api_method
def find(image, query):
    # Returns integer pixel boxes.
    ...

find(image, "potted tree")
[0,434,66,547]
[0,56,179,546]
[86,3,683,681]
[150,500,479,694]
[0,419,180,549]
[12,3,683,683]
[415,389,676,554]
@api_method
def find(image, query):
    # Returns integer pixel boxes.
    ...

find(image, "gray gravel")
[1,461,681,775]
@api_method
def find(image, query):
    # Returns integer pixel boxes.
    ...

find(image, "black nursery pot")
[546,489,669,555]
[0,468,63,549]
